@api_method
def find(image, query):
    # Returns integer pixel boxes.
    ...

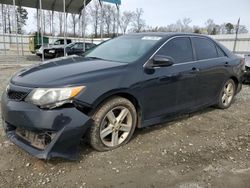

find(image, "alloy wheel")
[222,82,234,106]
[100,106,133,147]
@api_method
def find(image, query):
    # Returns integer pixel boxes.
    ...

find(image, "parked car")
[1,33,245,160]
[243,54,250,83]
[36,39,72,58]
[43,42,96,58]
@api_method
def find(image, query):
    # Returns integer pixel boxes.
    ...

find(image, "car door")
[191,37,228,106]
[73,43,84,55]
[142,37,198,120]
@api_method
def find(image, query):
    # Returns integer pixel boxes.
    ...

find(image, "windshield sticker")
[142,36,162,41]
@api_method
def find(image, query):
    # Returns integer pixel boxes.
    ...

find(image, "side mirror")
[152,55,174,67]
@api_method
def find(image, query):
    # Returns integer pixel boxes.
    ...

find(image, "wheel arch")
[90,90,143,128]
[230,76,239,90]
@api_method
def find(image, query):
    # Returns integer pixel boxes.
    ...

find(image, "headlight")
[25,86,85,109]
[49,50,55,53]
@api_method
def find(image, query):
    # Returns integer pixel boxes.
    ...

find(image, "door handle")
[190,67,200,73]
[224,62,229,67]
[192,67,200,72]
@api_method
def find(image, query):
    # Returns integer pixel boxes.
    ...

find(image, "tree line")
[0,0,248,38]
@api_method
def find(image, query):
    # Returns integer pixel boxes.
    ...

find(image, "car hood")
[11,56,127,87]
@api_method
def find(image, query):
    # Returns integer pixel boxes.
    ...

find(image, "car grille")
[7,90,29,101]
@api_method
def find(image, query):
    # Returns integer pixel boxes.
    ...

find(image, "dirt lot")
[0,64,250,188]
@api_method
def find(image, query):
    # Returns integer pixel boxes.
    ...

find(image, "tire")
[216,79,236,109]
[89,96,137,151]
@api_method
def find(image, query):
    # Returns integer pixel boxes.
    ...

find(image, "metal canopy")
[1,0,92,14]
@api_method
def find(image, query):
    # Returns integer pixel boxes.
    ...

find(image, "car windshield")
[66,43,75,48]
[84,35,162,63]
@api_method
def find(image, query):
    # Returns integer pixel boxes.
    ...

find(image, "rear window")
[217,46,227,57]
[192,37,218,60]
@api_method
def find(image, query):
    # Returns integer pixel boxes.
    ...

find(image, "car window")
[85,43,94,50]
[157,37,193,64]
[59,40,64,45]
[54,40,60,45]
[85,35,161,63]
[217,46,226,57]
[192,37,218,60]
[72,43,83,50]
[66,43,74,48]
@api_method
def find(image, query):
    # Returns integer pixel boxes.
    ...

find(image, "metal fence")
[0,33,250,56]
[0,34,106,55]
[210,33,250,55]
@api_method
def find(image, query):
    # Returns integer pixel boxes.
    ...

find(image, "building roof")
[1,0,92,14]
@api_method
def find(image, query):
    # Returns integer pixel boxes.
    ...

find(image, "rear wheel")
[89,97,137,151]
[216,79,236,109]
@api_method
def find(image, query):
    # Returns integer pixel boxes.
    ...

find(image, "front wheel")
[89,97,137,151]
[216,79,236,109]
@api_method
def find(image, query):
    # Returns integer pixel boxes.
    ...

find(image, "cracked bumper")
[1,92,92,160]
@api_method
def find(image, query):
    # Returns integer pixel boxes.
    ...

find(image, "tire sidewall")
[218,79,236,109]
[90,97,137,151]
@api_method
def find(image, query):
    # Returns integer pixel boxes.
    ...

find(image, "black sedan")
[43,42,96,58]
[1,33,245,160]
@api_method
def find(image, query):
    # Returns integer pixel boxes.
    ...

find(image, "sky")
[25,0,250,33]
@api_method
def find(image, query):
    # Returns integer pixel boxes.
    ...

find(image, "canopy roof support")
[1,4,6,55]
[39,0,44,61]
[2,0,92,14]
[13,0,19,62]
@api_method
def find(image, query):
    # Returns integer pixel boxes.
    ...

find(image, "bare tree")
[205,19,216,34]
[120,11,134,34]
[132,8,145,33]
[57,12,63,36]
[111,7,117,37]
[102,4,115,37]
[44,10,52,35]
[182,18,192,32]
[70,13,78,37]
[0,4,8,33]
[7,5,12,33]
[89,1,101,38]
[80,8,90,37]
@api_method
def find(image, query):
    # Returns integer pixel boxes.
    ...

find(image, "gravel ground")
[0,64,250,188]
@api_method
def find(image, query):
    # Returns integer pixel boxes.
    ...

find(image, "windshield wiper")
[85,56,105,60]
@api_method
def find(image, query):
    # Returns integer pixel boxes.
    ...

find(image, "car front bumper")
[1,92,92,160]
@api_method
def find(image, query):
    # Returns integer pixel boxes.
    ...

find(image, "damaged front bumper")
[1,91,92,160]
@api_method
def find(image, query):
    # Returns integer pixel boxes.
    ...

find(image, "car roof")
[72,42,93,44]
[127,32,210,39]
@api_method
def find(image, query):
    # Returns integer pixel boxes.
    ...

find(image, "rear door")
[191,37,228,106]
